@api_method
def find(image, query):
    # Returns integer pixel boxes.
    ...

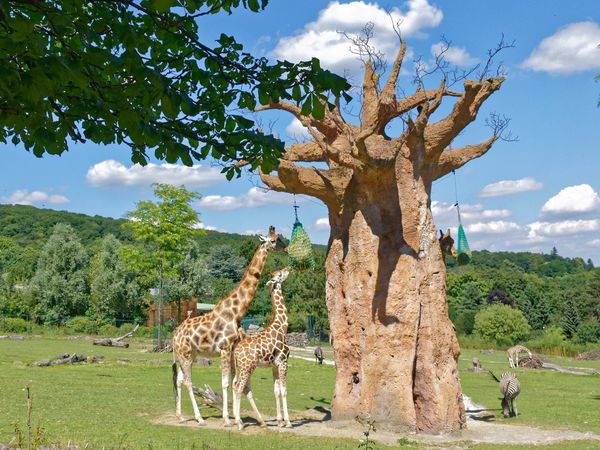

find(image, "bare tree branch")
[424,77,504,156]
[434,135,497,179]
[478,33,516,81]
[283,141,327,162]
[486,112,518,142]
[259,160,352,207]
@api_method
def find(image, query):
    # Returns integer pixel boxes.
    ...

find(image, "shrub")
[575,320,600,344]
[454,310,477,335]
[473,304,531,346]
[97,323,119,337]
[135,325,153,338]
[0,317,31,333]
[66,316,99,335]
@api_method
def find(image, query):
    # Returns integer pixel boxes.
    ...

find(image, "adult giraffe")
[172,226,284,426]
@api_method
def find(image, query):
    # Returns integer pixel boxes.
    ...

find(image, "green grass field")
[1,337,600,449]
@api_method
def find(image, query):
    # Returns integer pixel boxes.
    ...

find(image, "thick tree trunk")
[325,169,465,433]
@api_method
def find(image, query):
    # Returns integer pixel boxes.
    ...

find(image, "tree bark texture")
[251,39,505,432]
[325,168,463,432]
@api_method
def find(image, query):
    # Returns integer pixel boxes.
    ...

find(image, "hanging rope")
[287,195,316,269]
[452,170,471,265]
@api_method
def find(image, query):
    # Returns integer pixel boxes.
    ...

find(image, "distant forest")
[0,204,599,346]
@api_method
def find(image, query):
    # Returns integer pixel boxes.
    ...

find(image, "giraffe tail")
[171,362,178,400]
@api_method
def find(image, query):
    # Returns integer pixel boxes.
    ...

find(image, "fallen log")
[192,384,223,410]
[92,324,139,348]
[31,353,104,366]
[0,335,25,340]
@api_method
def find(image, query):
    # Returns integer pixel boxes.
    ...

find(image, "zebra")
[488,371,521,418]
[314,344,324,365]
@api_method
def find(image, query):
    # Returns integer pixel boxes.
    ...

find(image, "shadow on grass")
[309,396,331,405]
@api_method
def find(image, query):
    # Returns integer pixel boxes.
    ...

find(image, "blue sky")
[2,1,600,263]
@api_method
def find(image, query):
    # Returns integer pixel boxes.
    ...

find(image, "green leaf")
[300,96,312,116]
[312,98,325,120]
[292,84,302,102]
[150,0,177,13]
[247,0,260,12]
[257,88,269,106]
[162,92,180,119]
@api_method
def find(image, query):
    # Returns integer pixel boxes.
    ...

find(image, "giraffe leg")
[181,360,205,425]
[508,354,513,368]
[277,362,292,428]
[272,366,282,426]
[233,372,250,431]
[244,378,265,428]
[515,354,519,368]
[220,350,232,427]
[176,366,184,421]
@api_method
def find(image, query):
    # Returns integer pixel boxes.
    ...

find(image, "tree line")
[1,200,599,345]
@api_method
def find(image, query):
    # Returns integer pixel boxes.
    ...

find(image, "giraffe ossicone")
[232,266,293,431]
[171,226,283,426]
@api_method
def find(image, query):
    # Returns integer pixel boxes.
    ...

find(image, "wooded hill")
[0,204,598,344]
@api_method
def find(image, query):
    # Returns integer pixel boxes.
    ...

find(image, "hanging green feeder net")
[456,223,471,265]
[288,219,315,269]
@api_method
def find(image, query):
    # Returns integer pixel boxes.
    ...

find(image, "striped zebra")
[488,371,521,417]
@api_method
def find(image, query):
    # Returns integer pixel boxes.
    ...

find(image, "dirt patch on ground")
[155,399,600,448]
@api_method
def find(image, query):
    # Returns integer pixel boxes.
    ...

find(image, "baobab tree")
[247,37,510,432]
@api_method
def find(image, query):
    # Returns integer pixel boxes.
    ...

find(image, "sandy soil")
[155,396,600,448]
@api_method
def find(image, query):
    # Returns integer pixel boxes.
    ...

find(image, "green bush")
[135,325,154,338]
[454,310,477,335]
[97,323,119,337]
[0,317,31,333]
[473,304,531,346]
[66,316,99,335]
[575,320,600,344]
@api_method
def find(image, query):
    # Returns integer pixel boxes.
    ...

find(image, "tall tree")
[0,0,349,170]
[124,183,201,346]
[27,223,89,324]
[89,234,144,323]
[237,38,511,431]
[163,242,213,320]
[207,245,246,282]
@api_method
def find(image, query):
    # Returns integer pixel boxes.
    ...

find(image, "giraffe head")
[439,229,458,260]
[258,226,287,252]
[267,267,292,288]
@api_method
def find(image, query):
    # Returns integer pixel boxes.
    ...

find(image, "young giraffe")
[232,267,293,430]
[171,226,283,426]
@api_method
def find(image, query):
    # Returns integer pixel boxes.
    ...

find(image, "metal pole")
[157,265,163,349]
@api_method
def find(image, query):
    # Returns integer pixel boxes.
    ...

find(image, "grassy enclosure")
[1,337,600,449]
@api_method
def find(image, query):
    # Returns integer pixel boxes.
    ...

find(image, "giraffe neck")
[216,243,269,321]
[266,283,288,334]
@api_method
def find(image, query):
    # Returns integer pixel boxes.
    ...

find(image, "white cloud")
[431,200,512,226]
[588,239,600,247]
[285,119,311,142]
[541,184,600,217]
[313,217,330,231]
[522,21,600,74]
[3,189,69,206]
[192,222,221,232]
[271,0,443,74]
[86,160,224,188]
[466,221,522,235]
[479,177,543,198]
[528,219,600,240]
[197,187,298,211]
[431,42,477,66]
